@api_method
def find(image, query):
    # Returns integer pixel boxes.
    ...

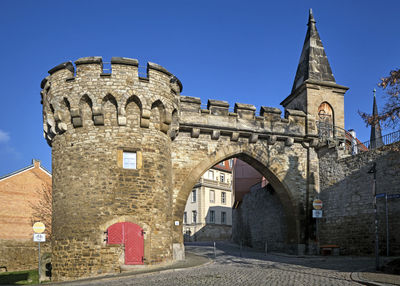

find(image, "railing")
[317,121,400,154]
[355,130,400,152]
[316,121,347,146]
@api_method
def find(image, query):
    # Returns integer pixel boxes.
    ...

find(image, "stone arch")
[125,95,142,128]
[173,146,300,246]
[102,94,118,126]
[79,94,93,127]
[150,100,166,131]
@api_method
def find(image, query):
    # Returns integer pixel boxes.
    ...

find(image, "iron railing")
[355,130,400,152]
[316,121,347,145]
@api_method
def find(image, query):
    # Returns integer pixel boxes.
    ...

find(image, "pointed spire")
[370,89,384,149]
[291,9,336,92]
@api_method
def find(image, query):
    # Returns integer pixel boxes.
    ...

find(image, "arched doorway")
[106,222,144,265]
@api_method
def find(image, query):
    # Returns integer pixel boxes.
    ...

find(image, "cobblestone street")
[62,242,383,286]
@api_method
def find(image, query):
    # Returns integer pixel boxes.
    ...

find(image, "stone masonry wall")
[319,142,400,255]
[232,183,287,252]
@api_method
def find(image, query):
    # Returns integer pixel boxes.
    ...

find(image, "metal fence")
[356,130,400,152]
[316,120,400,155]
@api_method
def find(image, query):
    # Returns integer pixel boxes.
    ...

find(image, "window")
[192,211,197,223]
[221,212,226,224]
[209,190,215,203]
[229,159,233,168]
[191,190,196,203]
[220,174,225,182]
[208,170,214,180]
[209,210,215,223]
[123,151,136,169]
[221,192,226,204]
[219,161,225,166]
[183,212,187,224]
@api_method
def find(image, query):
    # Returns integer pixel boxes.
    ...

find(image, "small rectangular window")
[209,190,215,203]
[183,212,187,224]
[220,174,225,182]
[123,151,137,169]
[208,170,214,180]
[221,211,226,224]
[210,210,215,223]
[192,190,196,203]
[192,211,197,223]
[221,192,226,204]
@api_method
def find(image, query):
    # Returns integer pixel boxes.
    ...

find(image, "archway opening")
[178,152,299,254]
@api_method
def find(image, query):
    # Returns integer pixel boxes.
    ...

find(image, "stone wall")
[232,183,288,252]
[319,143,400,255]
[0,240,51,271]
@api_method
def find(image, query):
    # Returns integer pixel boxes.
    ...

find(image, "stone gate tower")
[41,10,347,282]
[41,58,182,280]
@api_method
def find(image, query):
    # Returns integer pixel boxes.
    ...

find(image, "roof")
[0,159,51,182]
[291,9,336,93]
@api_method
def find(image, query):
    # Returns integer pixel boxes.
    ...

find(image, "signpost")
[33,222,45,283]
[312,199,323,253]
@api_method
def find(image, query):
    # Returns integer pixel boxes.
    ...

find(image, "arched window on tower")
[317,102,334,138]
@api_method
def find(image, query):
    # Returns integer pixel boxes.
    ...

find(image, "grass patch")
[0,269,38,285]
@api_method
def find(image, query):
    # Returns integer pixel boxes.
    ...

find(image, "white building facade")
[183,160,233,241]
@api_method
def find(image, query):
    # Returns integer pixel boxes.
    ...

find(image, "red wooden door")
[107,222,144,265]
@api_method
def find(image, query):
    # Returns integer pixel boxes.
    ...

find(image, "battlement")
[41,57,182,145]
[179,96,318,146]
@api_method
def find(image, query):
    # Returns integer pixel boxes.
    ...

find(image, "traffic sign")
[313,210,323,218]
[313,199,323,210]
[388,194,400,199]
[33,233,46,242]
[33,222,45,234]
[375,193,386,198]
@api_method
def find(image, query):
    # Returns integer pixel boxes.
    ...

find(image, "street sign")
[312,210,323,218]
[388,194,400,199]
[33,222,45,234]
[375,193,386,198]
[313,199,323,210]
[33,233,46,242]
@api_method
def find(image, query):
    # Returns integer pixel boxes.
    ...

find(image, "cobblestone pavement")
[63,242,380,286]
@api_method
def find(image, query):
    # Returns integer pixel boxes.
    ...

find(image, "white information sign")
[174,221,180,226]
[33,233,46,242]
[312,210,323,218]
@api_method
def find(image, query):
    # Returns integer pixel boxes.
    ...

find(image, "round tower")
[41,57,182,281]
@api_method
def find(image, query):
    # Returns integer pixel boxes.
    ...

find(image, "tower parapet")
[41,57,182,145]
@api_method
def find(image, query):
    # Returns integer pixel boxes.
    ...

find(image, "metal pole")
[369,163,379,270]
[385,193,389,257]
[373,169,379,270]
[213,241,216,259]
[38,241,41,283]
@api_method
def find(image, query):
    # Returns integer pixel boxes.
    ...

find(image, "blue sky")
[0,0,398,175]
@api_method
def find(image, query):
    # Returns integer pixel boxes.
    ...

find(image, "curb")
[50,254,213,285]
[350,272,396,286]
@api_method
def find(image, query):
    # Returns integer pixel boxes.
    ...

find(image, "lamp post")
[368,162,379,270]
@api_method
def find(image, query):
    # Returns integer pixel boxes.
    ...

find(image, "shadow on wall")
[232,183,288,252]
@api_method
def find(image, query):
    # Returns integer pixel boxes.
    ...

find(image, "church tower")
[281,9,348,130]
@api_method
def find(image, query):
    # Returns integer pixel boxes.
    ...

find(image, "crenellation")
[207,99,229,116]
[234,103,256,120]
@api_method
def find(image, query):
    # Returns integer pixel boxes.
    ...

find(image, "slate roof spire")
[291,9,336,92]
[369,89,384,149]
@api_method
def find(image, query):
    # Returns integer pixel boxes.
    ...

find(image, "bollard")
[213,241,216,259]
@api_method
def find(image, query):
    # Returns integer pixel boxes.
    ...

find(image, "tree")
[30,183,52,238]
[360,68,400,129]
